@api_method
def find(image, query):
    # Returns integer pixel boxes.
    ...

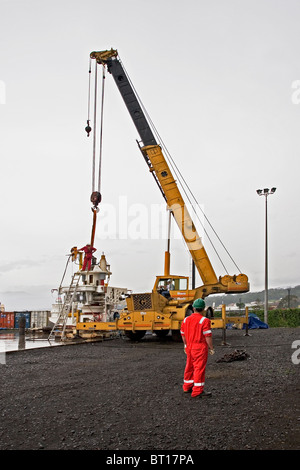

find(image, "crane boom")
[90,49,249,297]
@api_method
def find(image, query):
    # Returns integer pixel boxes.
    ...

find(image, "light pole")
[256,187,276,324]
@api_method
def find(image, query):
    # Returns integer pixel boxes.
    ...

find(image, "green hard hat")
[193,298,205,309]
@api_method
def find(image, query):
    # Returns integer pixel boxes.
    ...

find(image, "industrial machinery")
[75,48,250,341]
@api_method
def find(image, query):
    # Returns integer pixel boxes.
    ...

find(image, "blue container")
[14,311,31,329]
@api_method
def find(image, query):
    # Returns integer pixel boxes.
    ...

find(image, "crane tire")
[124,330,146,341]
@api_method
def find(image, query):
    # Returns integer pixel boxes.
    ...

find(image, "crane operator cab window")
[157,277,188,298]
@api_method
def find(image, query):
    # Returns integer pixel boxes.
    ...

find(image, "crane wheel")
[171,330,182,342]
[185,306,193,317]
[206,307,214,319]
[154,329,170,338]
[124,330,146,341]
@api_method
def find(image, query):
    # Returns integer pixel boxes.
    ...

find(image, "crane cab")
[154,275,194,302]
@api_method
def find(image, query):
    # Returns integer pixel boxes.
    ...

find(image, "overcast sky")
[0,0,299,311]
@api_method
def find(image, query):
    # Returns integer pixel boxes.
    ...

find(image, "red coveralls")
[79,245,96,271]
[180,312,212,397]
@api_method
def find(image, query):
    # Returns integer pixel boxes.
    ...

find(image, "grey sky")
[0,0,299,310]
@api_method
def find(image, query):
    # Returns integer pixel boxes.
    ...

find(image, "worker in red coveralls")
[78,244,96,271]
[180,298,215,398]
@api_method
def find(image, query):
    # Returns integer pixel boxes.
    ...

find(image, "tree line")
[205,285,300,308]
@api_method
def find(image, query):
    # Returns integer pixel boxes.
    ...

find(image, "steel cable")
[92,61,98,192]
[97,65,106,193]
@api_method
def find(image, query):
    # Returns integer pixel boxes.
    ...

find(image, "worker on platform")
[180,298,215,398]
[79,244,96,271]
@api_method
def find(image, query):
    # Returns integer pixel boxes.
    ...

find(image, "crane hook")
[91,191,101,209]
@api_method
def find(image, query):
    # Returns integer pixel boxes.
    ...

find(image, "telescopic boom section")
[90,49,157,147]
[90,49,249,296]
[142,144,218,286]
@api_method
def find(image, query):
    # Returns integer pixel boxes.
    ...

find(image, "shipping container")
[0,312,15,329]
[30,310,51,329]
[14,311,31,329]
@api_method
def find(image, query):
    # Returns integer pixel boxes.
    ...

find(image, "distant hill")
[205,285,300,307]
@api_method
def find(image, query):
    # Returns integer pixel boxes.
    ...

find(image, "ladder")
[48,272,81,341]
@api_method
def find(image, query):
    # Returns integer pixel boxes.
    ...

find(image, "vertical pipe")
[244,306,249,336]
[192,261,195,289]
[221,304,227,345]
[164,209,171,276]
[264,194,268,325]
[164,252,170,277]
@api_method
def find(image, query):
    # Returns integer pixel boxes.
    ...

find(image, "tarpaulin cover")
[226,313,268,329]
[244,313,268,329]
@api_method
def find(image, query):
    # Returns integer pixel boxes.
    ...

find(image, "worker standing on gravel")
[180,298,214,398]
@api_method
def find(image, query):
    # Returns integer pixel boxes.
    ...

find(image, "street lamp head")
[256,187,276,196]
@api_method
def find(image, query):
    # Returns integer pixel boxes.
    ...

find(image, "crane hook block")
[85,120,92,137]
[91,191,101,207]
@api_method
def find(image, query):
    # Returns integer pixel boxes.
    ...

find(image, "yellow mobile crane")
[76,49,249,341]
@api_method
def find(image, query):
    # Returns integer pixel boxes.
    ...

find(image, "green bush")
[250,308,300,327]
[211,308,300,327]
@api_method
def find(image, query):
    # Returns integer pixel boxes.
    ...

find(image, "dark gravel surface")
[0,327,299,452]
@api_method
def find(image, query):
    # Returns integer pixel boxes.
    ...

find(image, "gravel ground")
[0,327,299,452]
